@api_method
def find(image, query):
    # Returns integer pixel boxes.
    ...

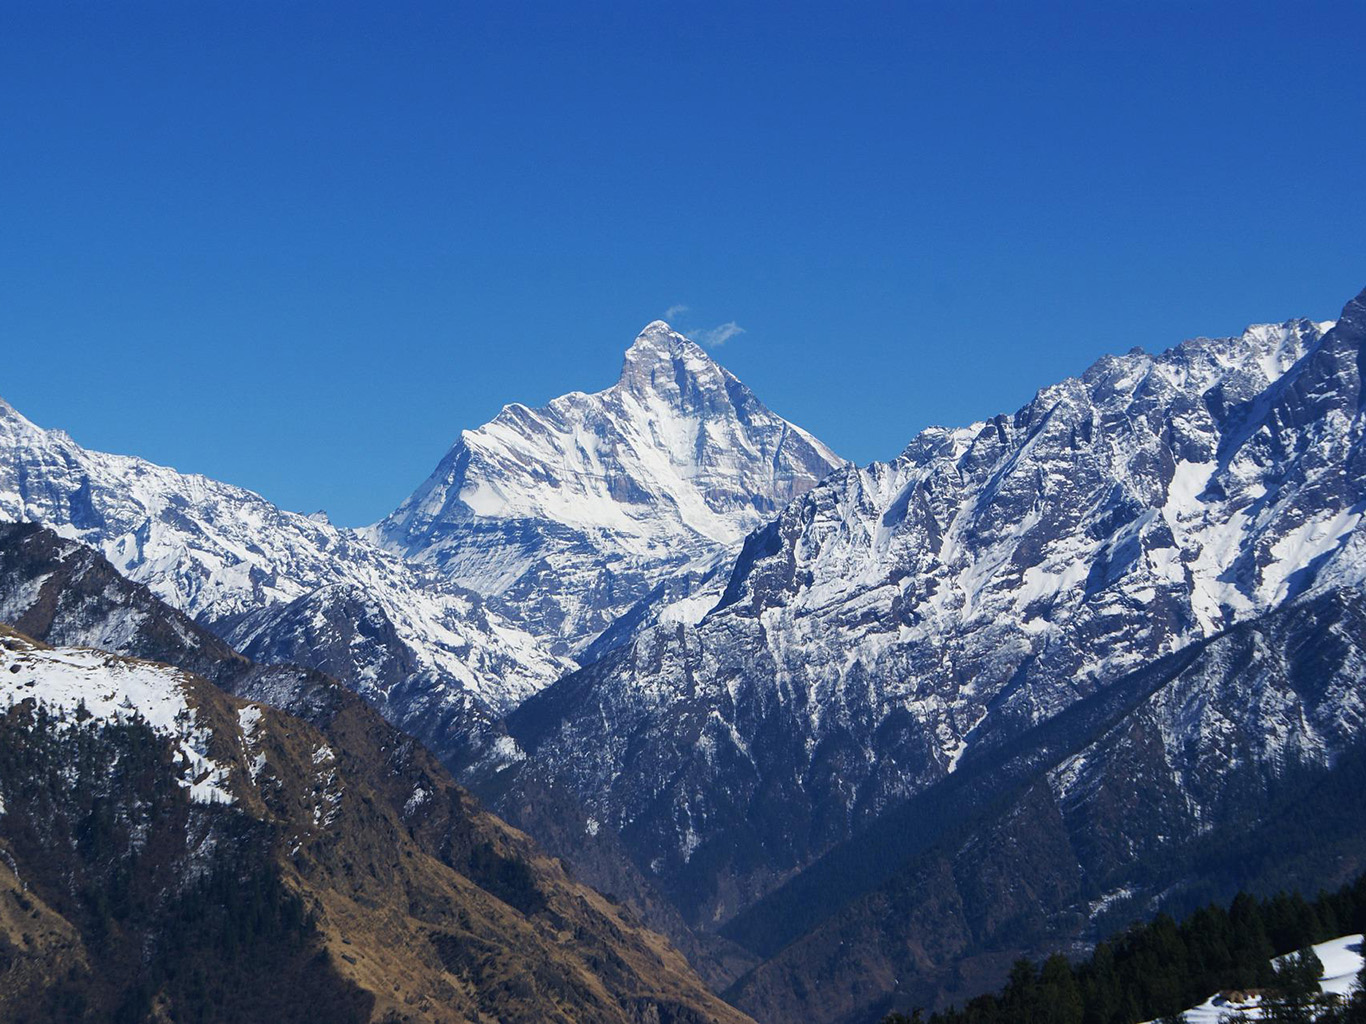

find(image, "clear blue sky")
[3,1,1363,525]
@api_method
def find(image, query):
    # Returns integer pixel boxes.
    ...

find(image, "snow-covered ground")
[1309,934,1366,1000]
[0,632,233,805]
[1143,934,1363,1023]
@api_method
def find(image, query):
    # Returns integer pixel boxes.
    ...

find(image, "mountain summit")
[372,321,844,653]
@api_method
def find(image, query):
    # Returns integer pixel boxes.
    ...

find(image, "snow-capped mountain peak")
[373,321,845,653]
[619,320,714,388]
[627,318,690,350]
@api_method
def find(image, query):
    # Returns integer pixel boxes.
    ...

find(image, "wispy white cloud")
[690,321,745,348]
[660,304,746,348]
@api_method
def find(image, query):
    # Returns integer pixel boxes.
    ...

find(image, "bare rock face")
[371,321,845,656]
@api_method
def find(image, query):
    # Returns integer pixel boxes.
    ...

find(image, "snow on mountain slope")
[0,397,564,714]
[0,629,233,805]
[371,321,845,654]
[508,290,1366,927]
[1047,586,1366,855]
[722,583,1366,1024]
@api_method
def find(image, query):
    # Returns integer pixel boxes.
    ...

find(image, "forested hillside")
[885,877,1366,1024]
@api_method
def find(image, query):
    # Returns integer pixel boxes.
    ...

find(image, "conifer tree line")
[884,872,1366,1024]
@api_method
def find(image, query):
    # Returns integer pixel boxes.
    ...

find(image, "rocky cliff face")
[372,321,844,655]
[508,295,1366,930]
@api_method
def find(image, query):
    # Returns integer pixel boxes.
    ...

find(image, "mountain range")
[2,290,1366,1023]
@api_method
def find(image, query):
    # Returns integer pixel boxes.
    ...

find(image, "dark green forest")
[886,874,1366,1024]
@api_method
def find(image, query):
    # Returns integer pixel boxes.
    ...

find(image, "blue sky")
[2,1,1363,525]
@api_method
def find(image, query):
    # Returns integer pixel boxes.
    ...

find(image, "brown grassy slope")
[0,521,759,993]
[0,626,752,1024]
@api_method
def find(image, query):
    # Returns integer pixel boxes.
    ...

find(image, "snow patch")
[0,636,233,805]
[1142,933,1363,1023]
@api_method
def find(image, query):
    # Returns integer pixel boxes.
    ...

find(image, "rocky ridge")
[0,394,567,725]
[508,296,1366,931]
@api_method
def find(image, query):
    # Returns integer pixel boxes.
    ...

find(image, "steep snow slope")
[510,290,1366,927]
[0,398,564,714]
[372,321,844,654]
